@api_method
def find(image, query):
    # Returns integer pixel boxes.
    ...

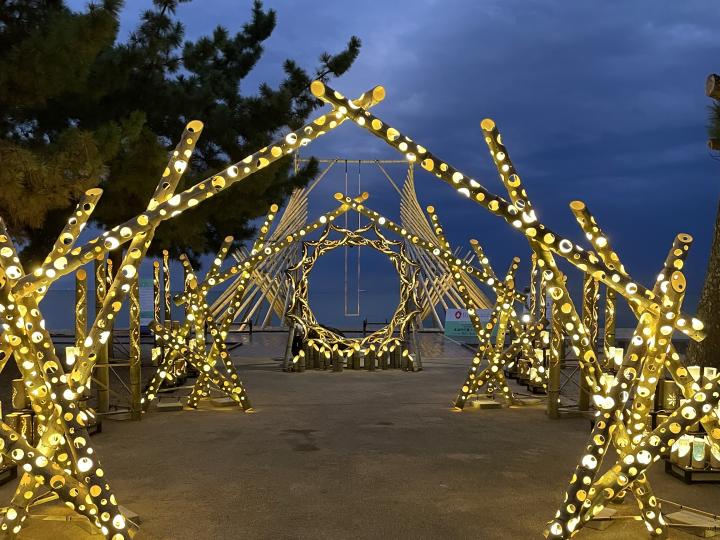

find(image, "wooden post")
[162,249,172,323]
[94,256,109,414]
[366,348,376,371]
[603,286,616,363]
[579,274,599,412]
[129,273,141,421]
[105,257,115,361]
[75,269,87,349]
[529,252,538,318]
[283,324,296,372]
[153,261,161,324]
[547,300,563,419]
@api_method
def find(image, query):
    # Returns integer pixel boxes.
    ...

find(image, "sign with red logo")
[444,307,492,342]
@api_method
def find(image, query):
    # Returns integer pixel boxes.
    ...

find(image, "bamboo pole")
[94,256,109,414]
[129,273,141,421]
[163,250,171,323]
[106,257,115,361]
[529,252,538,318]
[579,274,599,411]
[153,260,161,324]
[75,269,87,349]
[604,287,616,362]
[547,300,563,419]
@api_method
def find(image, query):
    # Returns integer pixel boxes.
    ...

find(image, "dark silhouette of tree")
[0,0,361,264]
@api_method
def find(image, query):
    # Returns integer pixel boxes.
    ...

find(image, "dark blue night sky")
[60,0,720,330]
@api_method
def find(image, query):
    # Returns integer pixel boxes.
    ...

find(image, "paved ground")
[2,334,718,539]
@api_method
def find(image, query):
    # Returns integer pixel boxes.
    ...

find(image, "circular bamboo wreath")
[287,223,420,358]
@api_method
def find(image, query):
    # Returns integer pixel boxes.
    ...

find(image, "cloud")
[64,0,720,324]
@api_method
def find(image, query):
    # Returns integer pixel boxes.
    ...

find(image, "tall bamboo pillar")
[129,273,141,420]
[582,275,600,349]
[539,269,547,321]
[579,274,599,412]
[153,261,161,324]
[105,258,115,360]
[162,249,172,323]
[529,252,538,318]
[604,287,616,365]
[94,256,109,413]
[75,269,87,349]
[547,299,563,419]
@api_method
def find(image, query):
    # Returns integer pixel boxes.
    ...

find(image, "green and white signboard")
[444,308,492,343]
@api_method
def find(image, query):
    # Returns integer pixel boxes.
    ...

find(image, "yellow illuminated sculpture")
[309,80,720,539]
[143,194,375,404]
[143,234,252,410]
[0,74,717,540]
[0,84,386,537]
[336,192,544,405]
[286,219,419,367]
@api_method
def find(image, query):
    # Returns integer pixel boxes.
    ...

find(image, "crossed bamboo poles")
[310,81,720,539]
[144,194,370,406]
[327,194,543,405]
[0,84,386,538]
[424,207,545,408]
[1,75,717,539]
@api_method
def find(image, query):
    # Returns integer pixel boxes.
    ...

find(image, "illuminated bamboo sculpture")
[310,81,719,538]
[286,221,419,367]
[331,192,542,402]
[2,74,716,539]
[143,235,253,410]
[424,204,546,406]
[153,260,161,325]
[451,253,545,407]
[94,255,110,414]
[399,168,493,326]
[75,268,87,348]
[0,84,386,538]
[162,250,172,324]
[129,273,141,420]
